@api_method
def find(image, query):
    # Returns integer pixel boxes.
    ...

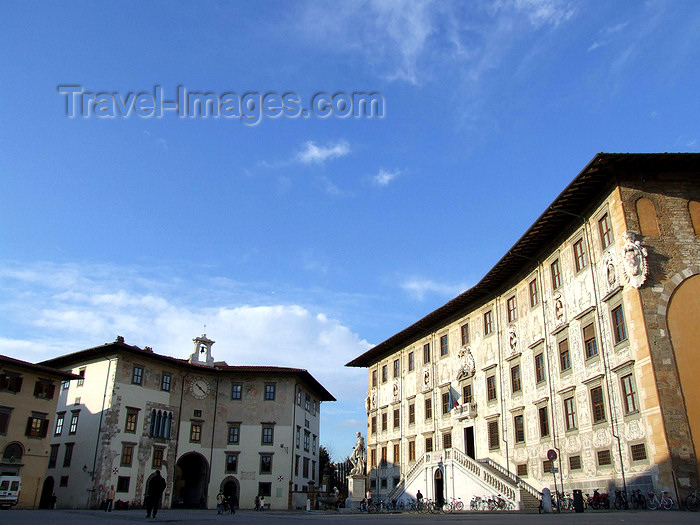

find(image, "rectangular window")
[393,359,400,378]
[370,449,376,467]
[543,459,553,473]
[132,365,143,385]
[125,409,138,433]
[26,414,48,438]
[393,443,400,463]
[535,353,546,383]
[517,464,528,477]
[484,310,493,335]
[121,444,134,466]
[443,431,452,449]
[573,238,587,272]
[381,412,387,431]
[597,449,612,466]
[408,440,416,461]
[0,407,9,436]
[152,447,164,468]
[408,403,415,424]
[631,443,647,461]
[61,380,69,391]
[511,365,522,393]
[228,424,240,444]
[226,453,238,473]
[190,423,202,443]
[59,476,69,487]
[591,386,606,423]
[621,374,639,414]
[569,455,582,470]
[514,415,525,443]
[312,434,317,454]
[54,413,64,436]
[63,442,74,467]
[258,482,272,497]
[599,213,612,249]
[507,296,517,322]
[380,478,387,489]
[264,383,276,400]
[529,278,539,307]
[559,339,571,371]
[231,383,242,400]
[488,420,500,450]
[260,454,273,474]
[156,372,170,391]
[425,436,433,452]
[551,259,562,289]
[304,430,310,452]
[380,446,387,467]
[372,370,377,387]
[262,425,274,445]
[117,476,130,492]
[371,416,376,434]
[296,426,300,448]
[69,412,79,434]
[393,408,399,428]
[408,352,414,371]
[33,380,55,400]
[487,375,497,401]
[462,384,472,404]
[423,343,431,364]
[48,444,59,468]
[297,389,303,406]
[539,406,549,437]
[612,306,628,343]
[461,323,470,345]
[440,334,448,356]
[305,395,310,411]
[583,323,598,358]
[564,396,577,430]
[442,392,450,415]
[77,368,85,387]
[382,365,388,383]
[424,398,432,420]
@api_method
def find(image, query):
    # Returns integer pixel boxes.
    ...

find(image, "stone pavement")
[1,509,699,524]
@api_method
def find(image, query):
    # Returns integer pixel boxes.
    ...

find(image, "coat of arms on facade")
[508,325,518,355]
[456,348,476,380]
[602,251,618,291]
[621,231,648,289]
[553,291,566,325]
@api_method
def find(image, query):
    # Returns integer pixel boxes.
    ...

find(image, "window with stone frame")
[408,351,414,371]
[507,295,517,322]
[461,323,470,345]
[462,384,472,404]
[304,430,310,452]
[535,353,546,383]
[393,359,400,378]
[529,278,539,307]
[442,392,450,415]
[264,383,276,400]
[440,334,448,356]
[381,412,387,431]
[514,415,525,443]
[488,420,499,450]
[393,443,400,463]
[543,459,553,473]
[630,443,647,461]
[190,422,202,443]
[258,482,272,497]
[303,457,310,478]
[77,368,85,387]
[611,305,628,344]
[226,452,239,473]
[573,238,587,272]
[54,412,64,436]
[559,339,571,371]
[158,373,170,392]
[484,310,493,335]
[597,449,611,466]
[63,442,74,467]
[442,431,452,449]
[33,379,55,400]
[370,448,376,466]
[569,455,581,470]
[393,408,400,428]
[231,383,242,400]
[121,444,134,466]
[425,398,432,420]
[0,373,23,393]
[408,403,415,424]
[408,440,416,461]
[423,343,431,363]
[380,446,387,467]
[48,444,59,468]
[125,408,138,433]
[590,386,606,423]
[372,370,377,387]
[598,213,613,249]
[116,476,129,492]
[517,463,528,477]
[539,406,549,437]
[26,413,49,438]
[382,365,388,383]
[583,323,598,359]
[262,425,274,445]
[152,447,164,468]
[260,454,273,474]
[0,406,11,436]
[487,375,497,401]
[59,475,69,487]
[132,365,143,385]
[425,436,433,452]
[564,396,577,430]
[371,416,376,434]
[621,373,639,414]
[511,364,522,394]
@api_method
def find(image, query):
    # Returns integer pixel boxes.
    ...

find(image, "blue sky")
[1,1,698,460]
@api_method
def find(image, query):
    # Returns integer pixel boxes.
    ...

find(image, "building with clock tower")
[39,335,334,510]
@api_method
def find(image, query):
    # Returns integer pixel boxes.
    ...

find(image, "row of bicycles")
[543,486,699,512]
[469,494,516,511]
[403,497,469,513]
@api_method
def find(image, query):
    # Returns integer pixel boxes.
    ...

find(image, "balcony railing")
[451,402,477,420]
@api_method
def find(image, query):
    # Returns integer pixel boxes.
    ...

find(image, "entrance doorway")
[434,468,444,507]
[464,427,475,459]
[221,476,240,507]
[39,476,55,509]
[173,452,209,508]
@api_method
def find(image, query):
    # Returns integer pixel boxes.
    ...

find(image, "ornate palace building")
[347,153,700,509]
[39,335,334,509]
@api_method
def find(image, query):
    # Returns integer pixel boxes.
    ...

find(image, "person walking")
[254,495,260,511]
[146,470,167,518]
[259,494,265,511]
[217,492,225,514]
[228,492,237,515]
[105,485,115,512]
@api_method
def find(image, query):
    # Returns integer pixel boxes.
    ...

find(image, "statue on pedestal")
[349,432,365,476]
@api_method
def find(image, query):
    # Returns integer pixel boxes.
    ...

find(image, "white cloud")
[400,277,468,301]
[296,140,350,165]
[372,168,401,187]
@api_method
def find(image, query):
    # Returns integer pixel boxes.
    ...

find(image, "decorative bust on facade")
[621,231,648,288]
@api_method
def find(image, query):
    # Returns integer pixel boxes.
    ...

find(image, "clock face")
[190,377,211,399]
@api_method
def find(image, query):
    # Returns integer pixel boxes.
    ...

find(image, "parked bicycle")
[647,490,674,511]
[442,497,464,513]
[630,489,647,510]
[614,488,628,510]
[685,487,699,512]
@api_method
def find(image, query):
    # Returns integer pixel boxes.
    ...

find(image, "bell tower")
[189,333,215,366]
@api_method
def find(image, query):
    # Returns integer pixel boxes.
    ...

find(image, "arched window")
[689,200,700,235]
[3,442,23,462]
[149,409,173,439]
[636,197,660,236]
